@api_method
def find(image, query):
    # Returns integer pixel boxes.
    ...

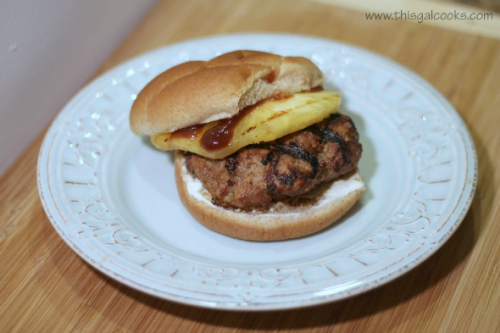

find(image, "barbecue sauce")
[271,91,293,101]
[200,103,257,151]
[170,125,203,141]
[170,87,325,151]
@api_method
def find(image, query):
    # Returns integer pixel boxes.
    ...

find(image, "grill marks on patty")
[264,142,320,178]
[185,114,362,209]
[225,155,239,174]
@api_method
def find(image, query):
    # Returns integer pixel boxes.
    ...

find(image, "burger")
[130,50,364,241]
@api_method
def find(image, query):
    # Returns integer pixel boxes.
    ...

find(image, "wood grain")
[1,0,500,332]
[313,0,500,40]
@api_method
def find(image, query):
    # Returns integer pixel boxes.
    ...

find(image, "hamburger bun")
[130,50,324,135]
[130,50,365,241]
[175,152,365,241]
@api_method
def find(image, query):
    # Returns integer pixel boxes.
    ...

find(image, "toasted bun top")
[130,50,324,135]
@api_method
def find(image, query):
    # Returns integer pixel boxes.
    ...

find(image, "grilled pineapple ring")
[151,91,341,159]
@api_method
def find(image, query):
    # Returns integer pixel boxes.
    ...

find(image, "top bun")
[130,50,324,135]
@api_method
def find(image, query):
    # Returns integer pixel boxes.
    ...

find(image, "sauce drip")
[172,88,325,151]
[171,125,203,141]
[271,91,292,101]
[200,103,257,151]
[309,86,323,92]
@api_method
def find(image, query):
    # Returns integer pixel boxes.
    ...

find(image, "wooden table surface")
[2,0,500,331]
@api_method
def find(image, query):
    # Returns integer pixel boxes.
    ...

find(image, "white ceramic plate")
[38,34,477,310]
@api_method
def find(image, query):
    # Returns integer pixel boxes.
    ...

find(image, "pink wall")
[0,0,157,175]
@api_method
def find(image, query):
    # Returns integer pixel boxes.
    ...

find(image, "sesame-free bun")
[175,153,365,241]
[130,50,324,136]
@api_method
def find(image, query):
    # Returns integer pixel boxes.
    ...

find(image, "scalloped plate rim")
[37,33,478,311]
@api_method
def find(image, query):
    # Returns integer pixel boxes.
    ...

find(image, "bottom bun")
[175,152,365,241]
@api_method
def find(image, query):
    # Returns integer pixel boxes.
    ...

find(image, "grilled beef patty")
[185,113,362,209]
